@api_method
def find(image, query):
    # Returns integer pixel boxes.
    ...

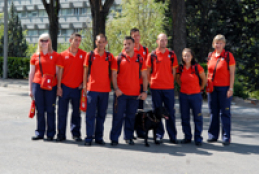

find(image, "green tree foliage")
[105,0,169,56]
[0,13,3,40]
[237,0,259,92]
[185,0,244,62]
[0,2,28,57]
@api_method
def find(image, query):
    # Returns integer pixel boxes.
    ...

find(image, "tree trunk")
[42,0,60,51]
[89,0,114,49]
[171,0,186,62]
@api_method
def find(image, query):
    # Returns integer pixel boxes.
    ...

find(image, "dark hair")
[70,32,82,40]
[96,33,107,41]
[181,48,197,65]
[130,28,139,36]
[124,36,135,43]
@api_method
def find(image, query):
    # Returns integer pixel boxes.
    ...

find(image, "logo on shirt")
[50,56,52,60]
[65,56,69,59]
[80,55,82,59]
[143,52,146,55]
[221,57,225,61]
[93,57,96,60]
[122,59,126,62]
[168,54,171,58]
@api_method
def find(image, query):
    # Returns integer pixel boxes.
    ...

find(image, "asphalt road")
[0,87,259,174]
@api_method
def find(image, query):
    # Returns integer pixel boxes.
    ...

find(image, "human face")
[156,34,168,49]
[182,51,192,65]
[123,39,134,53]
[70,36,82,49]
[131,31,140,44]
[96,37,107,50]
[213,40,225,52]
[39,39,49,50]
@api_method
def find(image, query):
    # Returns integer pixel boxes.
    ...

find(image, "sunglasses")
[40,40,49,43]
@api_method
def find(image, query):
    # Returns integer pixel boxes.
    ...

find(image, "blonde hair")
[212,34,226,48]
[36,33,53,54]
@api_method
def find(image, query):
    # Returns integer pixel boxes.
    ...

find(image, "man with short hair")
[130,28,149,138]
[83,34,115,146]
[110,36,148,146]
[56,32,87,142]
[147,33,178,144]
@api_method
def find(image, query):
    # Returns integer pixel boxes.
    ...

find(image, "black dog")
[134,107,169,147]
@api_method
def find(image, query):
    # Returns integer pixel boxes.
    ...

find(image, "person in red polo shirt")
[176,48,207,146]
[29,33,59,141]
[147,33,178,144]
[130,28,149,139]
[207,34,236,146]
[56,33,87,142]
[82,34,115,146]
[110,36,148,146]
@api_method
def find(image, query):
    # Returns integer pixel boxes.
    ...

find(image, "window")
[31,11,38,17]
[61,29,67,36]
[21,11,26,17]
[74,8,79,15]
[17,13,22,18]
[28,30,38,36]
[66,29,74,36]
[39,10,47,17]
[39,30,48,35]
[60,9,67,16]
[67,9,74,16]
[27,11,32,17]
[60,9,74,16]
[81,8,87,15]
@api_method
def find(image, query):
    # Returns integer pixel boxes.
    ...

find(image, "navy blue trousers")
[85,91,109,143]
[208,86,232,142]
[57,84,81,139]
[110,94,139,142]
[32,83,57,138]
[179,92,203,143]
[151,89,177,140]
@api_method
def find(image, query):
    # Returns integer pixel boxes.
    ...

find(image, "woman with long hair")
[29,33,59,141]
[176,48,207,146]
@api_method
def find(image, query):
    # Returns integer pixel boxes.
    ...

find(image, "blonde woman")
[29,33,59,141]
[207,34,236,146]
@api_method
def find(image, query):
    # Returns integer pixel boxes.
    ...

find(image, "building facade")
[0,0,121,44]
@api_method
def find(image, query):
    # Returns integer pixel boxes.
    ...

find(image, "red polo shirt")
[84,49,114,92]
[57,48,87,88]
[177,64,204,94]
[111,52,147,96]
[30,51,59,86]
[147,48,178,89]
[207,49,235,87]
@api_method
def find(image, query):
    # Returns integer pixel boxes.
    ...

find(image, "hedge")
[0,57,30,79]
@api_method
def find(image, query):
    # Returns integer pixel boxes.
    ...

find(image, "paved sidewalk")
[1,78,259,119]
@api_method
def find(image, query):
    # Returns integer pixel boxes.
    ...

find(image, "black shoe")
[45,137,53,141]
[195,142,202,146]
[84,141,92,146]
[32,136,44,140]
[207,138,217,143]
[181,139,192,144]
[95,140,106,145]
[222,141,230,146]
[170,139,179,144]
[56,137,66,142]
[125,139,135,145]
[73,136,82,142]
[111,141,118,146]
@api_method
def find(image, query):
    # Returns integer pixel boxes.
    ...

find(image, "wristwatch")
[143,91,148,94]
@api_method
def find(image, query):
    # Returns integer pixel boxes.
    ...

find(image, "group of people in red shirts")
[29,29,235,147]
